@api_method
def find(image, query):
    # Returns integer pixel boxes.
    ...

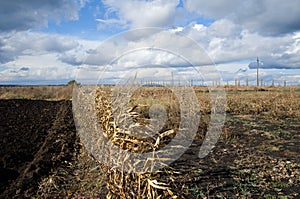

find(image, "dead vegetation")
[93,86,198,198]
[0,85,73,100]
[88,85,299,198]
[1,85,299,198]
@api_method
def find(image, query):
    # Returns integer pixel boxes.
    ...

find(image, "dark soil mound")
[0,99,79,198]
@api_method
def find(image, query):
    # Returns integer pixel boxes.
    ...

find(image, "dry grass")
[0,85,73,100]
[226,87,300,118]
[193,86,300,118]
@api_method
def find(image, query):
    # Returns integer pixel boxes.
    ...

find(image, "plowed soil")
[0,99,79,198]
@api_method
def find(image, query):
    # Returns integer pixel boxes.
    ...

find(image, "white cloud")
[184,0,300,36]
[0,53,76,82]
[0,32,101,84]
[84,28,212,68]
[99,0,180,28]
[181,21,300,69]
[1,25,299,85]
[184,0,239,19]
[0,31,80,63]
[96,18,128,30]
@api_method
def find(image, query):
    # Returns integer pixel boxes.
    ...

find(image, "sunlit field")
[0,85,299,198]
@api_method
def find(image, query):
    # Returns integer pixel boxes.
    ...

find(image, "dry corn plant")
[72,82,227,198]
[91,84,200,199]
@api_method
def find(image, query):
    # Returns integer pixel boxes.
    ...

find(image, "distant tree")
[67,80,79,86]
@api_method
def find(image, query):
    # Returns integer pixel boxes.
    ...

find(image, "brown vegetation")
[0,85,73,100]
[75,85,299,198]
[0,85,299,198]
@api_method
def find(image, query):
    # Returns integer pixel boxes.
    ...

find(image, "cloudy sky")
[0,0,299,85]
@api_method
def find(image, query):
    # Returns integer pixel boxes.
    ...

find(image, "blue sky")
[0,0,299,85]
[39,0,112,40]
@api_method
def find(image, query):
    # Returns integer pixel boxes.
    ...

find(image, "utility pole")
[257,57,259,87]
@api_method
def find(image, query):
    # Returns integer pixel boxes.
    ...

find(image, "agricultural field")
[0,85,299,198]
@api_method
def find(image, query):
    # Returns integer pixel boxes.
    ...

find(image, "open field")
[0,85,73,100]
[0,85,299,198]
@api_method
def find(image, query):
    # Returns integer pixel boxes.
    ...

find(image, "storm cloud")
[0,0,82,32]
[184,0,300,36]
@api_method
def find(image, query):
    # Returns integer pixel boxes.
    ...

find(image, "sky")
[0,0,299,85]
